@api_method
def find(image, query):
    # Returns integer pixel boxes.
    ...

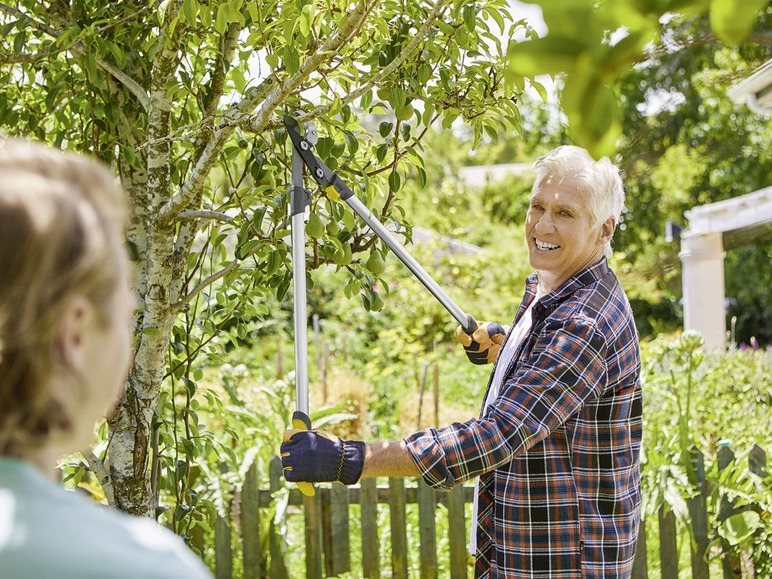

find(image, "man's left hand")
[455,321,508,365]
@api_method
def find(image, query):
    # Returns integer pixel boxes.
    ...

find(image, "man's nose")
[534,212,555,233]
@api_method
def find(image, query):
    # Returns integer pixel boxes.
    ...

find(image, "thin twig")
[177,210,235,223]
[173,260,240,311]
[82,451,116,507]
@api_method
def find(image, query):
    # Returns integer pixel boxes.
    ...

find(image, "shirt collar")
[525,257,609,306]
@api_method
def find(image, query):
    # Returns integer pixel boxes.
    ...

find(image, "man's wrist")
[339,440,365,484]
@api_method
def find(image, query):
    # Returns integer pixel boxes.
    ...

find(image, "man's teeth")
[535,239,560,250]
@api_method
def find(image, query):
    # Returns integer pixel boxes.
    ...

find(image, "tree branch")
[158,0,379,226]
[83,450,116,507]
[244,0,452,132]
[173,260,240,311]
[177,210,234,223]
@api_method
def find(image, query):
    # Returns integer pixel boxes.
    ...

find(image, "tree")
[0,0,527,519]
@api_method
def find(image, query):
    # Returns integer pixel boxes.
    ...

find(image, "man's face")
[525,175,612,290]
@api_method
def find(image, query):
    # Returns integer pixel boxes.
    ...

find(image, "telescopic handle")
[343,195,478,335]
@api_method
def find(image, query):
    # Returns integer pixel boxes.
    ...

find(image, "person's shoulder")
[0,473,213,579]
[87,510,214,579]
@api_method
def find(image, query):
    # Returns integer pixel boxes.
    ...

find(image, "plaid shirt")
[405,259,642,578]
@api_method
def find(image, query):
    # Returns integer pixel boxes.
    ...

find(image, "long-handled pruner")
[288,117,317,497]
[283,115,478,336]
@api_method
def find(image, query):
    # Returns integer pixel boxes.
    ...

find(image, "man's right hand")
[281,429,365,485]
[455,322,507,365]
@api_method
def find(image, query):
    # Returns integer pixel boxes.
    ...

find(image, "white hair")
[532,145,625,257]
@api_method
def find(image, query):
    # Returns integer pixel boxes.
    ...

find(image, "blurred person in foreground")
[0,139,213,579]
[281,145,643,578]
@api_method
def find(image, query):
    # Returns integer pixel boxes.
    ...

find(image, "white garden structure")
[680,59,772,350]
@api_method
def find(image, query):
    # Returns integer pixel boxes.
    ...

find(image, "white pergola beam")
[684,186,772,236]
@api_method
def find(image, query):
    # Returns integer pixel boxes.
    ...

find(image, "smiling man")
[280,145,643,578]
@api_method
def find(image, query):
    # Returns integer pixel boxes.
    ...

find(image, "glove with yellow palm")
[455,322,508,365]
[281,426,365,485]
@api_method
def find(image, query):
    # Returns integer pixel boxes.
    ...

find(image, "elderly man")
[281,145,643,578]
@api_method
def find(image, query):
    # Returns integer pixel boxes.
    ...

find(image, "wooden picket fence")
[632,443,767,579]
[201,444,768,579]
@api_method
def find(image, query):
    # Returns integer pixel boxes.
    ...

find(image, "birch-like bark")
[169,21,243,308]
[108,1,186,517]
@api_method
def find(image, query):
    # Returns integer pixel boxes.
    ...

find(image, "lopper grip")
[462,314,479,336]
[291,411,315,496]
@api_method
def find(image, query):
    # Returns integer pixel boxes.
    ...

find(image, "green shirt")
[0,458,213,579]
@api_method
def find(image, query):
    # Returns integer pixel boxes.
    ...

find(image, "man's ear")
[58,296,92,369]
[600,217,616,244]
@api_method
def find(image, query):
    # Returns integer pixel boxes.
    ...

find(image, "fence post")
[659,503,679,578]
[749,443,766,477]
[215,510,233,579]
[417,479,438,579]
[269,456,289,579]
[688,447,710,579]
[215,463,233,579]
[745,444,767,577]
[631,518,648,579]
[360,478,380,579]
[389,477,409,579]
[447,484,468,579]
[329,483,351,575]
[241,461,261,579]
[717,444,741,579]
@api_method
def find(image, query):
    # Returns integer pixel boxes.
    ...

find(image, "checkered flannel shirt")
[405,258,643,578]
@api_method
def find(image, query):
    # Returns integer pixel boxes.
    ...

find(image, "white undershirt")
[469,288,542,554]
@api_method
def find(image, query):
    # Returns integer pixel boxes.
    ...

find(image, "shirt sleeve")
[404,314,608,490]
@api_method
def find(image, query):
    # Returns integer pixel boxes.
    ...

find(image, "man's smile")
[534,239,561,251]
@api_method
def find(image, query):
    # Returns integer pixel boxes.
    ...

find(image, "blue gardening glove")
[281,429,365,485]
[455,322,508,365]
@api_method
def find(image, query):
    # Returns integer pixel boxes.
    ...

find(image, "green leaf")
[416,166,427,188]
[531,80,548,102]
[386,86,406,109]
[463,5,476,32]
[508,36,584,77]
[299,3,314,37]
[388,170,401,192]
[710,0,766,44]
[378,122,393,138]
[720,511,761,546]
[483,123,499,143]
[83,52,98,79]
[360,88,373,110]
[214,5,228,34]
[375,143,388,164]
[182,0,199,25]
[283,45,300,75]
[265,52,279,69]
[600,29,651,76]
[417,64,432,84]
[395,104,413,122]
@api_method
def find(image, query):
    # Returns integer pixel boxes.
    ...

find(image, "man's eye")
[560,210,572,217]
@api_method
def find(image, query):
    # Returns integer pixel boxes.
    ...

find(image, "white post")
[679,231,726,350]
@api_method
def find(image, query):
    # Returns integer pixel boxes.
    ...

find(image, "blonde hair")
[532,145,625,257]
[0,139,128,457]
